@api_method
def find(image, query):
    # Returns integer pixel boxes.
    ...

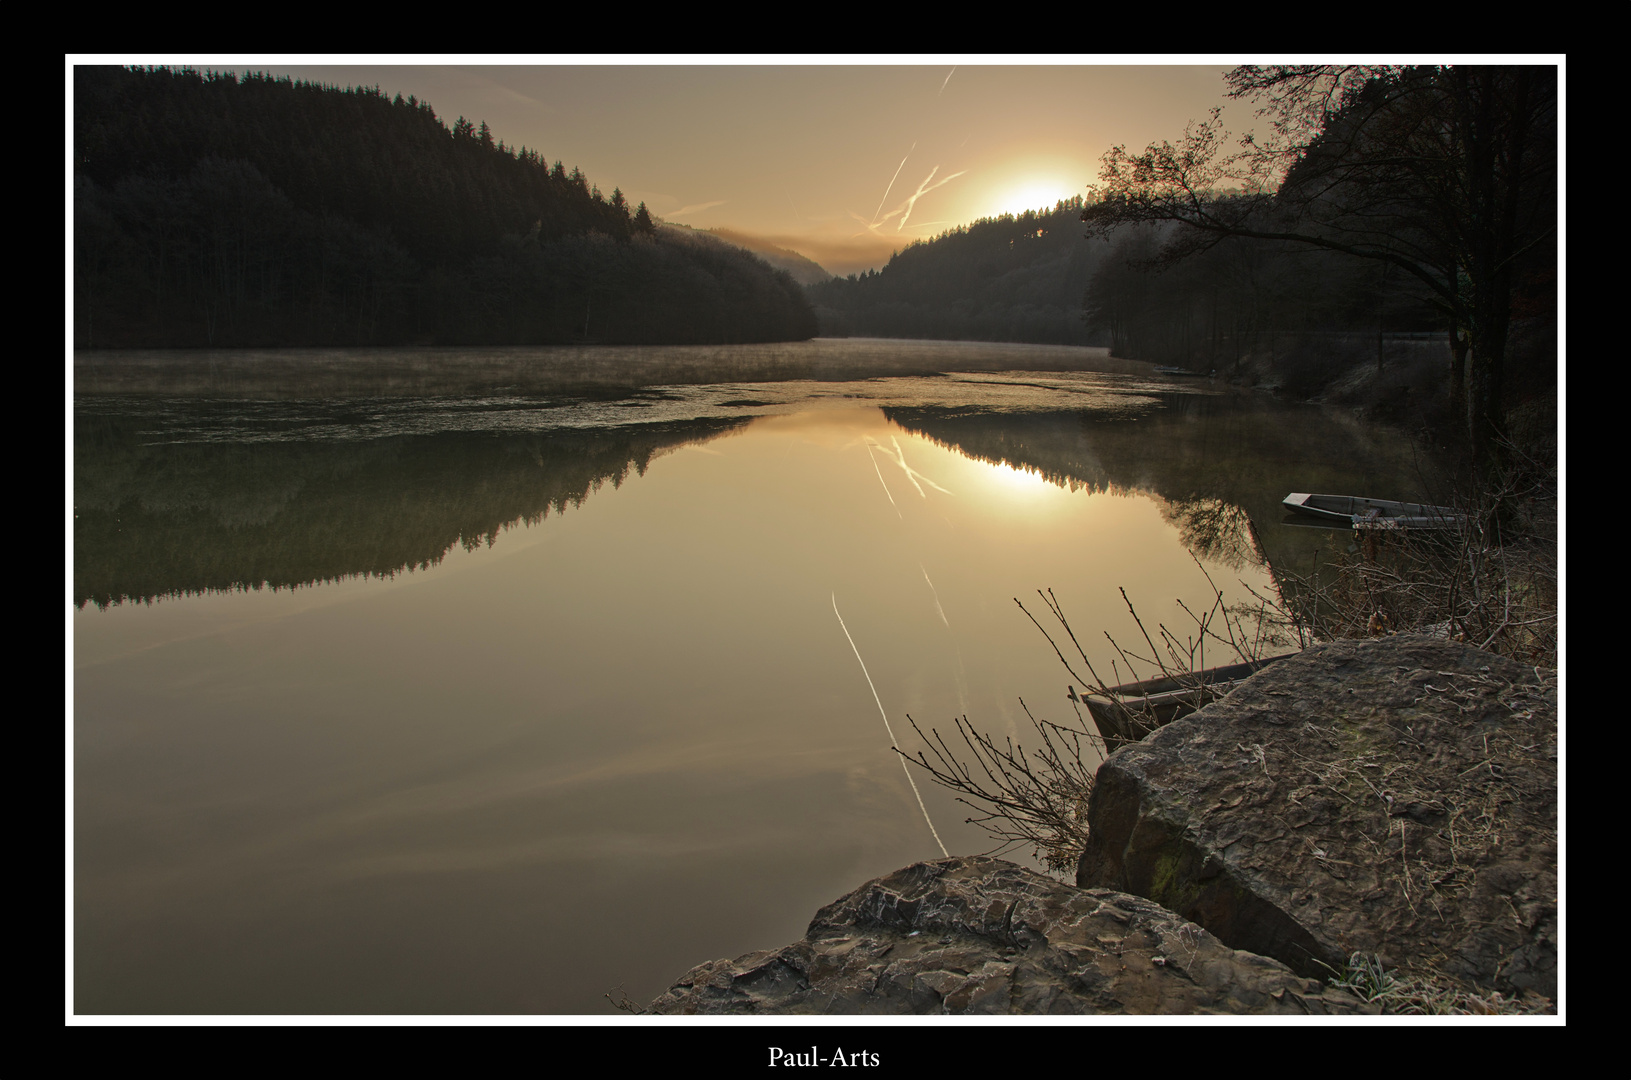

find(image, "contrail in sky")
[667,199,727,218]
[853,142,967,238]
[832,594,948,857]
[855,167,969,236]
[896,167,967,231]
[873,143,915,224]
[940,68,956,96]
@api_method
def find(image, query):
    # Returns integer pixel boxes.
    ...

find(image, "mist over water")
[72,351,1439,1014]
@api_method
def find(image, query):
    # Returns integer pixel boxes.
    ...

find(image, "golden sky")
[123,59,1247,276]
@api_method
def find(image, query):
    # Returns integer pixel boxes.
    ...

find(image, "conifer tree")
[72,65,818,348]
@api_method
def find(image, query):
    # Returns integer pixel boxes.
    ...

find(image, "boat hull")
[1082,655,1294,749]
[1282,492,1468,530]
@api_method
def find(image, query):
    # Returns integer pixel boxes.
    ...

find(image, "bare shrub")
[900,445,1556,882]
[1281,445,1558,667]
[901,563,1300,876]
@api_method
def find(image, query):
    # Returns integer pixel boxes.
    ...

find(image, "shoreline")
[70,338,1152,400]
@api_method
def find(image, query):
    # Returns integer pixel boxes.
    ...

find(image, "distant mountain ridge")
[705,228,833,286]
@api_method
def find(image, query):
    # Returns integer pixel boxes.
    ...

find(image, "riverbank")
[72,339,1154,400]
[644,634,1559,1016]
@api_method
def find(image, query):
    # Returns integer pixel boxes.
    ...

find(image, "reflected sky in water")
[75,369,1432,1015]
[75,390,1282,1015]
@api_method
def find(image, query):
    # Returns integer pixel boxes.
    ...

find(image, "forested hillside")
[73,66,817,348]
[1082,65,1556,462]
[1083,223,1447,371]
[806,200,1107,345]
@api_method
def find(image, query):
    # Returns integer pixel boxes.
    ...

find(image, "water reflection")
[73,372,1200,611]
[72,377,1437,1015]
[74,412,750,609]
[883,394,1445,594]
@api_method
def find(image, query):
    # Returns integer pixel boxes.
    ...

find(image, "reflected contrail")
[889,439,926,498]
[920,563,949,627]
[891,436,932,497]
[832,594,948,858]
[864,443,902,519]
[919,565,969,715]
[869,436,954,498]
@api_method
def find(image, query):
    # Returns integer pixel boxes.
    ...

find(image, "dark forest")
[808,199,1106,346]
[73,66,818,348]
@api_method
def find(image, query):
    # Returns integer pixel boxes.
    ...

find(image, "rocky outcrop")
[641,635,1556,1015]
[1076,635,1557,1003]
[647,856,1367,1015]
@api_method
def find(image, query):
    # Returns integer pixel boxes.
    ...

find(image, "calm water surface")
[72,355,1435,1014]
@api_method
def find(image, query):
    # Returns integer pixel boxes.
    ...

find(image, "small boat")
[1075,654,1295,749]
[1153,365,1209,377]
[1281,492,1469,531]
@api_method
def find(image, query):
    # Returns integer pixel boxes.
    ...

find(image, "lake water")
[71,342,1441,1014]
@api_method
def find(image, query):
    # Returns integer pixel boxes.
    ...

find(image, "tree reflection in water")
[1162,496,1266,571]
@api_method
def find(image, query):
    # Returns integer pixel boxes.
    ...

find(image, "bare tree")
[1084,65,1556,465]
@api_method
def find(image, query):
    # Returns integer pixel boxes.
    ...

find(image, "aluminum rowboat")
[1282,492,1469,530]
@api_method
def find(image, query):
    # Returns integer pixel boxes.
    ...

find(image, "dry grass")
[1327,952,1553,1015]
[1281,444,1558,668]
[902,563,1300,876]
[900,446,1556,901]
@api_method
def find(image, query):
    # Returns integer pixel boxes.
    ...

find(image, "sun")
[990,178,1075,218]
[966,152,1092,222]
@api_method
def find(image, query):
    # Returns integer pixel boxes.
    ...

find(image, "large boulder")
[647,856,1366,1014]
[1077,635,1557,1003]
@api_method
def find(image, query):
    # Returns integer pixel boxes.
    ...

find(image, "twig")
[1121,586,1175,680]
